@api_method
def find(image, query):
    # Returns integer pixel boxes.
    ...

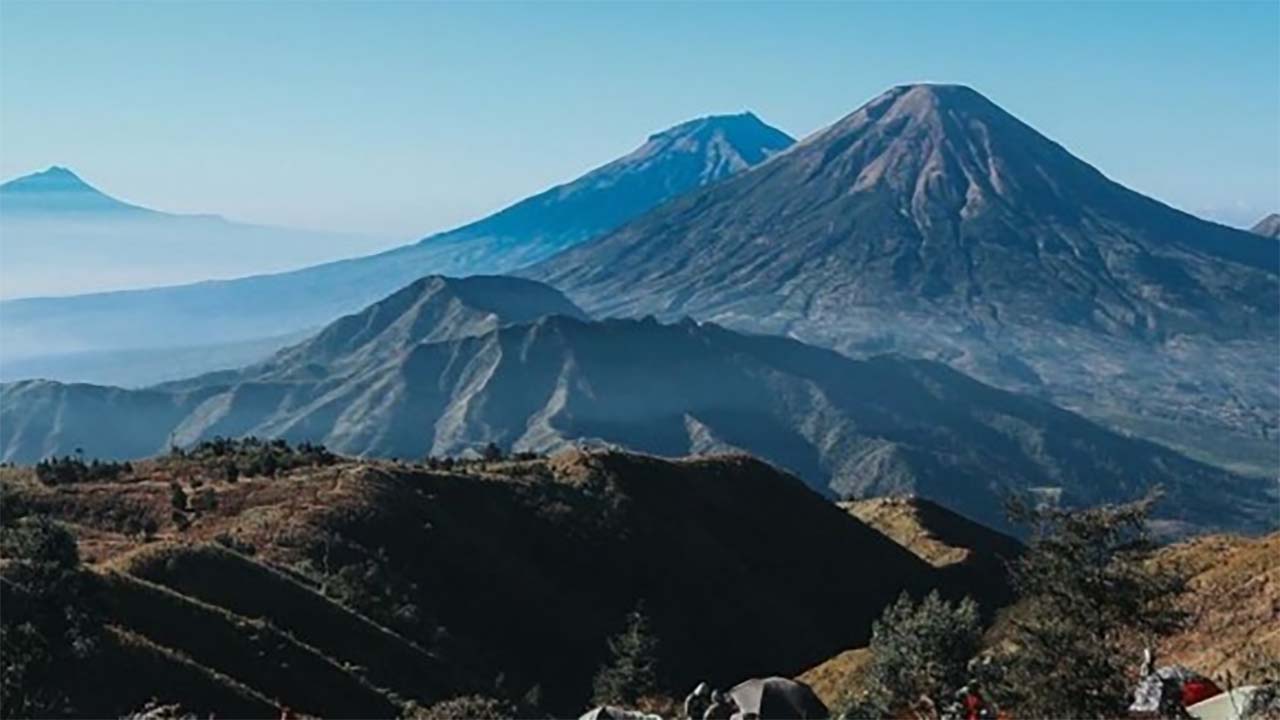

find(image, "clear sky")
[1,1,1276,240]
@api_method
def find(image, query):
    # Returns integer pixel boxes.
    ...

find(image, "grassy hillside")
[1154,532,1280,678]
[2,447,948,717]
[797,506,1280,710]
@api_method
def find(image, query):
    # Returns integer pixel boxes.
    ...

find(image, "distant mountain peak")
[1251,213,1280,239]
[638,111,793,169]
[1,165,145,215]
[2,165,98,193]
[262,274,587,373]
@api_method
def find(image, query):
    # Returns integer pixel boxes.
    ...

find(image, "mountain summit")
[0,166,145,214]
[2,113,792,379]
[0,165,393,300]
[1251,213,1280,239]
[404,111,794,270]
[524,84,1278,471]
[530,83,1276,330]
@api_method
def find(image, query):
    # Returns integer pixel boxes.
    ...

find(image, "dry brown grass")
[1155,532,1280,680]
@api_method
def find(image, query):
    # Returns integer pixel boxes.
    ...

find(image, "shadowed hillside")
[1,448,944,716]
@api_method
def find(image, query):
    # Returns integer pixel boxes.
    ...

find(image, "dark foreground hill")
[2,276,1271,535]
[0,114,791,385]
[525,84,1280,477]
[1,449,944,717]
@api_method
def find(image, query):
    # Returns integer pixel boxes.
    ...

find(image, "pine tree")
[993,493,1186,719]
[592,602,661,707]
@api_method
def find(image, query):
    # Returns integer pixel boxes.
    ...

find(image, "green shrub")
[850,590,981,717]
[34,456,130,485]
[412,694,516,720]
[592,602,661,707]
[0,515,103,718]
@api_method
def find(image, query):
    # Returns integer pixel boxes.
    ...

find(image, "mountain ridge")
[0,113,792,382]
[2,275,1270,535]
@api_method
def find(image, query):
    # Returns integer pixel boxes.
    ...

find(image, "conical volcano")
[528,83,1275,336]
[524,84,1279,474]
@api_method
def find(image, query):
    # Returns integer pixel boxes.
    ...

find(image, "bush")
[0,515,103,718]
[168,436,337,481]
[592,602,661,707]
[412,694,516,720]
[34,456,130,485]
[848,590,981,717]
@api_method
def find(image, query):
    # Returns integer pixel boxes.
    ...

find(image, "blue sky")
[1,1,1276,240]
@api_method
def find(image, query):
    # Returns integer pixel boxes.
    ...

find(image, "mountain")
[841,496,1023,614]
[1,165,150,215]
[841,496,1022,570]
[0,115,793,383]
[1,448,939,716]
[2,276,1270,535]
[1251,212,1280,239]
[799,496,1023,709]
[523,84,1280,476]
[0,167,392,299]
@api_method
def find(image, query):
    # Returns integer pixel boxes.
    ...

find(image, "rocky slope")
[2,277,1271,535]
[524,84,1280,476]
[0,115,791,383]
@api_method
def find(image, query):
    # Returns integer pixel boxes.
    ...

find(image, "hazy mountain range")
[0,166,392,299]
[2,275,1269,535]
[525,84,1279,475]
[0,114,792,384]
[2,83,1276,490]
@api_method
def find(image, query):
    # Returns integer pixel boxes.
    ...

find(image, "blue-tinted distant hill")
[0,113,793,383]
[0,167,394,299]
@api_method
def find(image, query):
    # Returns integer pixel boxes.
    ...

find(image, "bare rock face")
[524,84,1280,474]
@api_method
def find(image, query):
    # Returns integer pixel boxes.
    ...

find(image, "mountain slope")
[842,496,1023,614]
[1154,531,1280,679]
[529,84,1276,330]
[0,115,792,379]
[524,84,1279,474]
[1,277,1270,535]
[2,449,940,715]
[1251,212,1280,239]
[0,167,391,299]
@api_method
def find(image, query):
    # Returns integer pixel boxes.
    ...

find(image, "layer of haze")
[1,1,1276,242]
